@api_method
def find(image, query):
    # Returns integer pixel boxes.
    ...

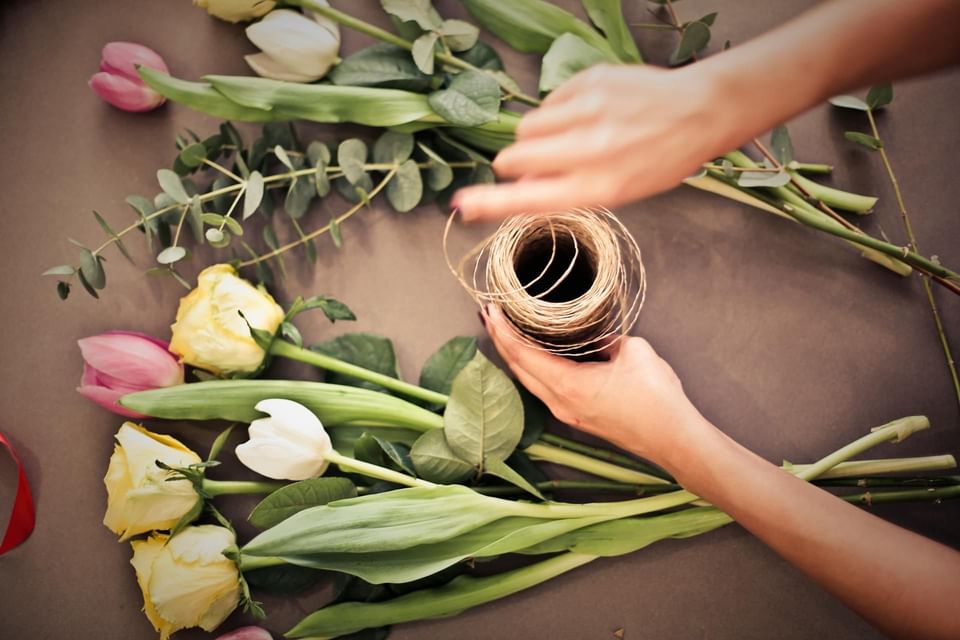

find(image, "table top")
[1,1,958,638]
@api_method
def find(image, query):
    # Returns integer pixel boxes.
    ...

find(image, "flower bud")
[194,0,276,23]
[78,330,184,418]
[89,42,168,112]
[103,423,202,540]
[245,8,340,82]
[236,399,332,480]
[215,627,273,640]
[130,526,241,640]
[169,264,285,376]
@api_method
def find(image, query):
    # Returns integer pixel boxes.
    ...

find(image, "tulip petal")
[89,72,166,112]
[215,626,273,640]
[101,41,169,81]
[236,437,329,480]
[244,53,318,83]
[245,9,339,81]
[78,332,183,388]
[78,384,148,419]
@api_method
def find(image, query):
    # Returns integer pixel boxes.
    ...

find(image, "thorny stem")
[866,108,960,411]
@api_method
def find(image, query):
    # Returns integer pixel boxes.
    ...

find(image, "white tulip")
[244,7,340,83]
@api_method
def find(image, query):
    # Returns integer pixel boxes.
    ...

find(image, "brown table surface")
[1,1,958,638]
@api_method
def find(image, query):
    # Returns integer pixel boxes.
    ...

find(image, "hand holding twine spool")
[444,207,646,358]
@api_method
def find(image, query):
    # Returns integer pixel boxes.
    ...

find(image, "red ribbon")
[0,431,35,555]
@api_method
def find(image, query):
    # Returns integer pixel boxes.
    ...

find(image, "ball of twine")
[444,207,646,357]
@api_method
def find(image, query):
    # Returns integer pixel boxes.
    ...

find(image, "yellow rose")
[170,264,285,376]
[131,526,241,640]
[104,422,202,541]
[193,0,276,23]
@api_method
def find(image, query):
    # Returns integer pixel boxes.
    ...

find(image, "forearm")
[696,0,960,154]
[658,415,960,639]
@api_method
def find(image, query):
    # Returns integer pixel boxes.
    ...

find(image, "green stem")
[270,339,449,406]
[326,450,434,488]
[787,454,955,479]
[818,475,960,489]
[538,433,672,480]
[787,170,878,213]
[238,554,287,572]
[473,480,681,497]
[840,484,960,505]
[524,442,671,486]
[788,161,834,174]
[202,479,286,497]
[866,108,960,411]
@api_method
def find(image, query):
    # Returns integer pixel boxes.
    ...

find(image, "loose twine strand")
[444,207,646,357]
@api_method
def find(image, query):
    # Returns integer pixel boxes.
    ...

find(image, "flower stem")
[538,433,672,480]
[202,479,286,497]
[269,339,449,406]
[524,442,671,486]
[326,450,434,488]
[866,108,960,411]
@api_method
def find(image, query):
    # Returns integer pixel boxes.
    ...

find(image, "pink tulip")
[89,42,169,112]
[215,627,273,640]
[77,331,184,418]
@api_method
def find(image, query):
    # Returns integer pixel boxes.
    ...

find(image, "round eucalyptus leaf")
[157,246,187,265]
[828,95,869,111]
[387,159,423,212]
[205,228,225,243]
[373,131,415,165]
[338,139,369,185]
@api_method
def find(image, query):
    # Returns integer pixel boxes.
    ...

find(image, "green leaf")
[844,131,883,150]
[76,268,99,299]
[307,141,331,165]
[244,564,322,596]
[187,197,204,243]
[386,159,423,212]
[443,351,524,473]
[411,32,438,75]
[539,32,610,94]
[308,141,332,197]
[244,171,264,220]
[419,336,477,396]
[335,173,374,204]
[56,281,70,300]
[205,227,225,243]
[697,12,718,26]
[311,333,400,391]
[670,20,711,65]
[518,386,548,448]
[274,144,294,170]
[737,170,791,188]
[381,0,440,30]
[355,433,416,476]
[281,321,303,348]
[248,477,357,529]
[485,458,544,499]
[207,425,234,462]
[330,216,343,248]
[157,246,187,265]
[178,142,208,169]
[417,142,453,191]
[373,131,415,165]
[43,265,76,277]
[338,139,369,185]
[828,95,869,111]
[866,83,893,110]
[410,429,476,483]
[457,42,504,70]
[79,249,105,290]
[771,125,794,165]
[439,19,480,52]
[581,0,642,62]
[302,296,357,322]
[428,71,501,127]
[157,169,190,205]
[285,175,316,219]
[92,210,133,264]
[329,43,433,92]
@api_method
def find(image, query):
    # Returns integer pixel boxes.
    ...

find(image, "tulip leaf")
[417,142,453,191]
[428,71,501,127]
[844,131,883,150]
[670,20,711,65]
[828,95,869,111]
[438,19,480,52]
[581,0,642,62]
[419,336,478,396]
[410,429,476,483]
[157,169,190,205]
[338,139,369,185]
[737,170,791,188]
[311,333,400,391]
[329,43,434,92]
[387,159,423,212]
[79,248,105,290]
[373,131,415,165]
[244,171,264,220]
[866,83,893,110]
[381,0,441,30]
[443,351,524,473]
[539,32,610,94]
[771,125,794,165]
[411,32,439,75]
[249,478,358,529]
[485,458,544,499]
[156,246,187,265]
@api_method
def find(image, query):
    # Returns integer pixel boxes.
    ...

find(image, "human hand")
[453,63,737,222]
[483,304,709,467]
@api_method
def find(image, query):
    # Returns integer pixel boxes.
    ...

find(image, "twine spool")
[444,207,646,357]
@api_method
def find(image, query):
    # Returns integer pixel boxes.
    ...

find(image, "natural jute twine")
[444,207,646,357]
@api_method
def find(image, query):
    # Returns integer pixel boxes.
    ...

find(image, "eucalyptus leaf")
[285,176,316,219]
[329,43,434,92]
[419,336,477,396]
[443,351,524,472]
[178,142,208,169]
[307,141,332,165]
[387,159,423,212]
[274,144,294,170]
[866,83,893,109]
[540,32,610,94]
[828,95,869,111]
[428,71,501,127]
[42,265,75,277]
[335,173,374,204]
[76,268,99,299]
[373,131,415,165]
[771,125,794,165]
[417,142,454,191]
[670,20,711,65]
[187,197,204,243]
[697,12,718,26]
[330,215,343,248]
[249,477,358,529]
[737,170,791,188]
[57,281,70,300]
[581,0,641,62]
[93,211,134,264]
[411,32,438,75]
[381,0,440,30]
[844,131,883,150]
[338,139,369,185]
[311,333,400,391]
[79,249,105,289]
[438,19,480,52]
[156,246,187,265]
[205,228,225,243]
[157,169,190,204]
[410,429,476,483]
[244,171,264,220]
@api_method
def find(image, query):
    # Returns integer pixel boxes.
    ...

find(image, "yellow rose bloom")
[193,0,276,23]
[131,526,241,640]
[103,422,202,541]
[170,264,285,376]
